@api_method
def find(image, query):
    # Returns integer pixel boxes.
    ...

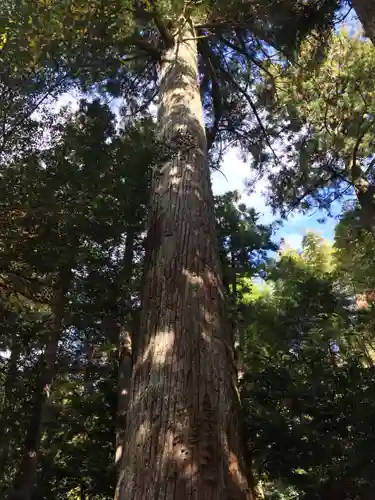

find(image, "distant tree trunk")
[84,344,96,393]
[230,254,244,382]
[10,270,70,500]
[251,480,265,500]
[352,0,375,46]
[355,183,375,240]
[114,231,135,468]
[351,157,375,239]
[115,323,133,465]
[0,332,20,475]
[115,23,252,500]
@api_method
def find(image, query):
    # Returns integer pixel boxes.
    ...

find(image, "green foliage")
[1,0,344,165]
[0,99,155,498]
[241,232,375,499]
[1,2,374,499]
[335,206,375,293]
[208,0,341,54]
[257,30,375,216]
[214,190,277,284]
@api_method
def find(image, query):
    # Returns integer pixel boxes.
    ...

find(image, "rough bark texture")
[10,271,70,500]
[352,0,375,47]
[115,22,252,500]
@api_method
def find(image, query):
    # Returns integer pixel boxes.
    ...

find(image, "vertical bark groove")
[115,21,252,500]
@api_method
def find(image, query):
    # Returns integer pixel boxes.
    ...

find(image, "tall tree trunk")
[10,270,70,500]
[352,0,375,47]
[115,23,252,500]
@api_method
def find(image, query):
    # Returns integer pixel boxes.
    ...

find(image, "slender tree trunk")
[351,159,375,239]
[84,344,96,393]
[0,333,20,475]
[251,480,265,500]
[115,231,135,467]
[230,255,244,382]
[115,23,252,500]
[115,323,133,465]
[10,270,70,500]
[355,184,375,240]
[352,0,375,47]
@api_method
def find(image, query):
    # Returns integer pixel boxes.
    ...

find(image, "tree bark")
[115,22,252,500]
[10,270,70,500]
[352,0,375,47]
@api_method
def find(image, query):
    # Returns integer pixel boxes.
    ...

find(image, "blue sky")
[211,149,342,251]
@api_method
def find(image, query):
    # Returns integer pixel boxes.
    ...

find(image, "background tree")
[256,30,375,237]
[334,206,375,365]
[241,233,375,500]
[0,99,154,500]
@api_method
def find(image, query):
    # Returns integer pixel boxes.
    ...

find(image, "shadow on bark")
[117,120,251,500]
[116,33,252,498]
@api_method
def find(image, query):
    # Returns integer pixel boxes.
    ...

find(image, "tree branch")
[195,21,278,50]
[124,35,162,60]
[364,156,375,176]
[201,45,225,151]
[199,37,278,161]
[219,34,276,83]
[152,12,174,49]
[0,74,69,156]
[217,58,278,162]
[350,128,368,185]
